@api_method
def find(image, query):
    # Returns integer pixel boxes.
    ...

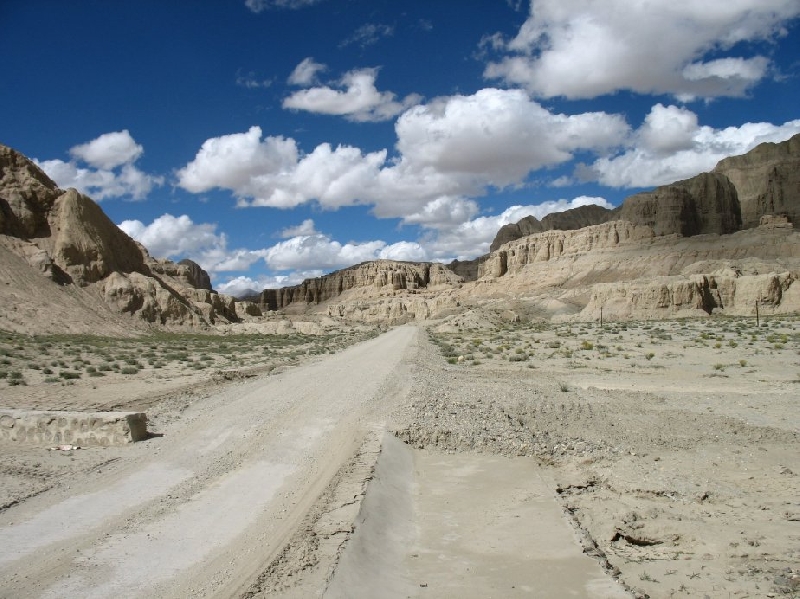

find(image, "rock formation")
[179,258,212,291]
[3,131,800,331]
[268,134,800,322]
[714,134,800,229]
[490,204,612,252]
[0,144,61,238]
[258,260,462,311]
[613,172,741,236]
[0,143,237,333]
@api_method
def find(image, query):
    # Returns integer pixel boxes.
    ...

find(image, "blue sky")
[2,0,799,295]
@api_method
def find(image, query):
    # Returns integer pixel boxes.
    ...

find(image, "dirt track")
[0,326,417,598]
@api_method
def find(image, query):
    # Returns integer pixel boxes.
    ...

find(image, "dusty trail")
[0,326,417,598]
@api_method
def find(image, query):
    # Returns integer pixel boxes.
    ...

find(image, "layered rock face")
[480,218,800,320]
[613,172,741,236]
[714,134,800,229]
[480,221,655,279]
[259,260,462,311]
[0,145,61,238]
[490,204,612,252]
[0,144,236,332]
[48,188,147,284]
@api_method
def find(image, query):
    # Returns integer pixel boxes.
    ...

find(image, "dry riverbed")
[396,313,800,598]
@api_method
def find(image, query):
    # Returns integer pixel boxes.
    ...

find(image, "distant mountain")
[247,133,800,322]
[490,134,800,251]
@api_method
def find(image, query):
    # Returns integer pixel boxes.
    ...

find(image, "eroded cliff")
[0,143,238,332]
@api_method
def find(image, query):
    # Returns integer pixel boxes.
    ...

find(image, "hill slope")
[0,144,239,334]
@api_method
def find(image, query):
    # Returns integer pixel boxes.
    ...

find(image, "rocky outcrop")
[49,188,146,285]
[581,270,799,321]
[447,256,488,282]
[327,293,461,324]
[714,134,800,229]
[480,221,656,279]
[0,144,61,238]
[495,134,800,248]
[613,172,741,237]
[259,260,462,311]
[179,258,212,290]
[490,204,612,252]
[0,143,237,332]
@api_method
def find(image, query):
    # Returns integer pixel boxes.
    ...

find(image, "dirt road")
[0,326,417,598]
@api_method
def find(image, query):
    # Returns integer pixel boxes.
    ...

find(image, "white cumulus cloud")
[393,89,628,187]
[120,213,428,284]
[263,234,386,271]
[484,0,800,99]
[279,219,318,238]
[36,130,162,200]
[587,104,800,187]
[178,90,630,230]
[119,214,227,261]
[69,130,143,169]
[283,67,422,122]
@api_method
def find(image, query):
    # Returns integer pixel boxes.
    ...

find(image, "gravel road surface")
[0,326,417,598]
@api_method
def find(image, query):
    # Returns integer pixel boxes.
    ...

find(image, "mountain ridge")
[2,134,799,332]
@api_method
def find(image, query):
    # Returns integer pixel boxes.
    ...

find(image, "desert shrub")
[580,340,594,350]
[120,366,138,375]
[59,371,80,380]
[645,352,655,360]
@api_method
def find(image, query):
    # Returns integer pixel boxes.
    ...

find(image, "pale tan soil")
[0,316,798,598]
[328,435,628,598]
[0,327,415,598]
[399,316,800,598]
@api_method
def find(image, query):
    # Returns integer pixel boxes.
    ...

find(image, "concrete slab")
[327,434,629,598]
[0,410,148,446]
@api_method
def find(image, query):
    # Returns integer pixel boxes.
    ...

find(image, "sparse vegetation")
[0,328,381,389]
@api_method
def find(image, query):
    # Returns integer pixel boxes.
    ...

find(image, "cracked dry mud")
[1,318,799,598]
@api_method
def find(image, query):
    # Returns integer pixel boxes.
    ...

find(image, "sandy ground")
[0,327,414,598]
[398,315,800,598]
[1,316,799,598]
